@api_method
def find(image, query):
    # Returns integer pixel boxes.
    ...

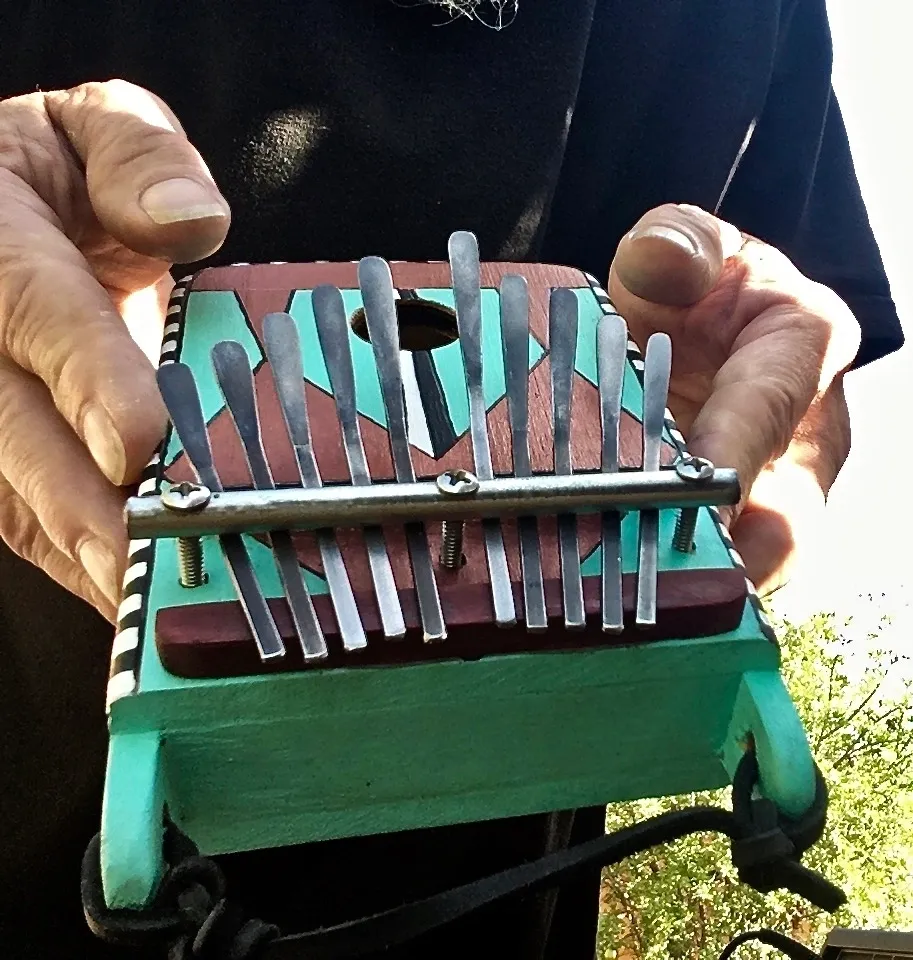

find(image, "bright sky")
[770,1,913,657]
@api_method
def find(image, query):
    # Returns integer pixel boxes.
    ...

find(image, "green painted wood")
[721,671,817,818]
[101,731,164,908]
[110,606,780,869]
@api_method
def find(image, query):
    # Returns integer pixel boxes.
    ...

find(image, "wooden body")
[100,258,817,911]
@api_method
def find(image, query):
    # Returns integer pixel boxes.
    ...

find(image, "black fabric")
[0,2,903,959]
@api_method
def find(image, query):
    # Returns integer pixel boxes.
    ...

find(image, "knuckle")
[756,375,806,460]
[0,477,51,568]
[803,280,862,376]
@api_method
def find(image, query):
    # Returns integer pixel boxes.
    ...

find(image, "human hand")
[0,80,230,621]
[608,203,861,597]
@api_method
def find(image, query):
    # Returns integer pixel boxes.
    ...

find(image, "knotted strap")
[82,750,845,960]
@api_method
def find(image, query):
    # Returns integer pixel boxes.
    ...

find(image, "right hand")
[0,80,231,621]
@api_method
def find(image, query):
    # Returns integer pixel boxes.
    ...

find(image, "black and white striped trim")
[582,272,776,645]
[106,277,193,712]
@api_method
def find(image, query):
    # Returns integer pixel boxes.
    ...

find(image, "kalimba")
[100,231,819,911]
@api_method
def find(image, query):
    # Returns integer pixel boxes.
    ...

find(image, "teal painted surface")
[101,276,820,909]
[572,288,639,419]
[412,288,546,429]
[166,288,653,468]
[722,671,817,818]
[288,290,389,429]
[579,505,731,574]
[101,731,164,908]
[164,292,262,465]
[108,605,786,901]
[147,527,329,609]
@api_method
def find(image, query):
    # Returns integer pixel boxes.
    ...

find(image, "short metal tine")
[597,314,627,633]
[549,288,585,630]
[358,256,447,642]
[449,231,516,628]
[156,362,287,662]
[636,333,672,627]
[500,275,546,632]
[261,314,368,652]
[210,342,327,661]
[310,288,406,641]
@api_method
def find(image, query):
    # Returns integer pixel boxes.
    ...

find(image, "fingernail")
[634,225,698,256]
[83,406,127,484]
[79,539,120,608]
[139,178,228,225]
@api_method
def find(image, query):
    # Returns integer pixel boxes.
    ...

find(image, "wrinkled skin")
[0,80,859,622]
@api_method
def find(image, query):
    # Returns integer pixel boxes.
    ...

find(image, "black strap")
[82,751,846,960]
[718,929,823,960]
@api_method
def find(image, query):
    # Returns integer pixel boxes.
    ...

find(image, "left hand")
[607,203,861,597]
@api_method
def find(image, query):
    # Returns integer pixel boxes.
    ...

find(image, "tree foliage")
[597,609,913,960]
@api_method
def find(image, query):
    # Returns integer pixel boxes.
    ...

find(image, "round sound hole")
[350,298,459,351]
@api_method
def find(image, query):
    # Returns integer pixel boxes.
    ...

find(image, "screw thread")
[672,509,698,553]
[439,520,465,569]
[177,536,206,588]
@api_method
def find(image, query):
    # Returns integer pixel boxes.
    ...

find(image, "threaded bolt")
[672,510,699,553]
[177,536,207,588]
[440,520,466,569]
[673,456,714,554]
[435,469,480,571]
[162,481,212,588]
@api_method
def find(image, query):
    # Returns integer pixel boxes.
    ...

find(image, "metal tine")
[597,313,628,634]
[357,256,447,643]
[499,275,547,632]
[260,314,369,652]
[549,287,585,630]
[636,332,673,628]
[309,288,407,641]
[156,362,287,662]
[210,341,329,661]
[448,231,517,628]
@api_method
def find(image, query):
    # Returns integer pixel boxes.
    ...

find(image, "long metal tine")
[310,288,407,640]
[499,275,546,632]
[597,314,628,633]
[260,314,368,652]
[636,332,673,627]
[210,341,329,661]
[156,362,287,662]
[358,256,447,643]
[448,231,516,628]
[549,288,585,630]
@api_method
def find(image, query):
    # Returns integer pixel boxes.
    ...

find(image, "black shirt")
[0,2,903,958]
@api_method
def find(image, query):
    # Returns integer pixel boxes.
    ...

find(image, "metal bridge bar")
[127,468,740,540]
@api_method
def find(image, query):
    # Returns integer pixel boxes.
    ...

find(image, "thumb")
[610,203,743,308]
[45,79,230,265]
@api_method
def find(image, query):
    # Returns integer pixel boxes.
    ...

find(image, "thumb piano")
[100,232,819,911]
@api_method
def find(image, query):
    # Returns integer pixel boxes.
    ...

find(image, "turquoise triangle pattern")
[288,288,544,441]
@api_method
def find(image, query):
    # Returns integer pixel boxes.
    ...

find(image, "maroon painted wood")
[156,568,748,679]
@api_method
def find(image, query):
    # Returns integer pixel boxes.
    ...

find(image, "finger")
[692,331,854,525]
[610,203,744,308]
[0,474,117,622]
[726,376,850,593]
[44,79,230,264]
[0,357,128,607]
[729,460,827,596]
[0,174,167,484]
